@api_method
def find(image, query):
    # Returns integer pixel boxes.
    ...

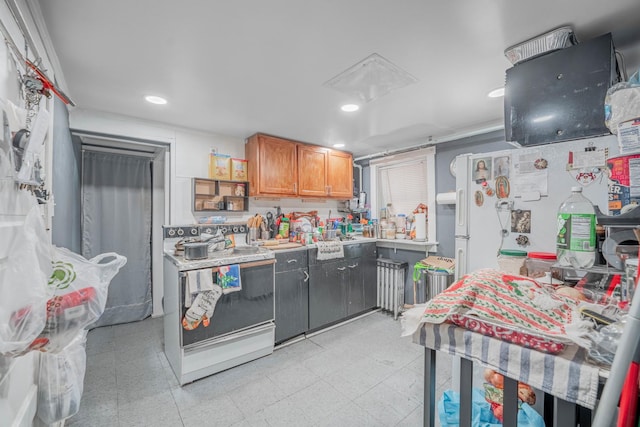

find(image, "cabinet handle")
[293,183,297,193]
[328,185,332,195]
[348,264,358,269]
[337,266,346,271]
[287,259,298,264]
[303,270,309,282]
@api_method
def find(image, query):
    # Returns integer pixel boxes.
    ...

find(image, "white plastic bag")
[27,247,126,353]
[0,183,53,357]
[36,330,87,424]
[604,71,640,134]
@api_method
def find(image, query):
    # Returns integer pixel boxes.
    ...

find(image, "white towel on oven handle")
[185,269,215,308]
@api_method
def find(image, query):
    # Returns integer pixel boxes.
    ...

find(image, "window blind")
[378,159,428,216]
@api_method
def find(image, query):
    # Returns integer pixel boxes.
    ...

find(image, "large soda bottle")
[556,186,597,268]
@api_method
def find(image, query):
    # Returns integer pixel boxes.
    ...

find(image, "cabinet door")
[246,134,298,196]
[298,145,328,197]
[275,268,309,343]
[326,150,353,199]
[309,261,347,329]
[362,243,378,310]
[347,259,365,316]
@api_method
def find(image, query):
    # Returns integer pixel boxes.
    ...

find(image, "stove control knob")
[168,228,176,236]
[205,228,212,234]
[233,226,239,233]
[221,227,227,234]
[190,228,198,235]
[177,229,184,236]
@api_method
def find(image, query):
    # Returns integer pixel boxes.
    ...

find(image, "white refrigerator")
[454,135,620,279]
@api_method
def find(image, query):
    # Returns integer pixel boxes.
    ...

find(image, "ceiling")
[35,0,640,157]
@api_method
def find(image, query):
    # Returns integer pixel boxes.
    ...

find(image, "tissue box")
[209,154,231,180]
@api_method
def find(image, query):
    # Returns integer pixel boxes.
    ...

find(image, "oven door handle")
[238,259,276,269]
[302,270,309,282]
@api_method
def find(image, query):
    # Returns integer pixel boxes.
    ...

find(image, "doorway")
[75,133,169,325]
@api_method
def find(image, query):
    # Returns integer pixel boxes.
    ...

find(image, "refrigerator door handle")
[456,188,465,227]
[455,247,466,280]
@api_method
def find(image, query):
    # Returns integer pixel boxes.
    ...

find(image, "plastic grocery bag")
[36,330,87,424]
[26,247,126,353]
[438,388,545,427]
[0,183,53,357]
[604,70,640,134]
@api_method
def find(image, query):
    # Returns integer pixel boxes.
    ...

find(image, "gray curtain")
[82,151,153,327]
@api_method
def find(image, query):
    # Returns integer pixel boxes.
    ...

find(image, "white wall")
[0,0,56,424]
[70,109,344,225]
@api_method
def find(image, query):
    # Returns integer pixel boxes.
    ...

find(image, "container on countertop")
[523,252,562,284]
[496,249,527,275]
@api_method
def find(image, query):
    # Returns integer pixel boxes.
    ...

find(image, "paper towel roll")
[436,192,457,205]
[415,213,427,241]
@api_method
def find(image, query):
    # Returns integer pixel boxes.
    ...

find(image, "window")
[369,147,436,241]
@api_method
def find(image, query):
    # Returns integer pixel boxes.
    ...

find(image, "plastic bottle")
[556,187,597,268]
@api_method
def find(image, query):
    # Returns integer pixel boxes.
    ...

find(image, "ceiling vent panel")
[323,53,418,103]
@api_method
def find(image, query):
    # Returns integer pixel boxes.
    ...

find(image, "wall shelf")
[192,178,249,213]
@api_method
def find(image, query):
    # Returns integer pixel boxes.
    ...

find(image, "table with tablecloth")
[414,322,608,427]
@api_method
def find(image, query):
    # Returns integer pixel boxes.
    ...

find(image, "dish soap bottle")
[556,186,596,269]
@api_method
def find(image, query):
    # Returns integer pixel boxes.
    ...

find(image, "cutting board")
[267,242,303,250]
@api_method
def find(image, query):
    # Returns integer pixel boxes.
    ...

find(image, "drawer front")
[343,243,362,259]
[275,249,308,272]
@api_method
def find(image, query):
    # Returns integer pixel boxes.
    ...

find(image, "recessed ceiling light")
[487,87,505,98]
[341,104,359,112]
[145,95,168,105]
[333,143,345,148]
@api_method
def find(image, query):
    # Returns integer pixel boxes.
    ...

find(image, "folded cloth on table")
[218,264,241,294]
[316,240,344,261]
[185,269,215,307]
[405,269,594,348]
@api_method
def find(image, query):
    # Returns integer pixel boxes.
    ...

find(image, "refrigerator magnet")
[473,158,491,183]
[474,190,484,206]
[511,210,531,233]
[495,176,510,199]
[493,156,510,179]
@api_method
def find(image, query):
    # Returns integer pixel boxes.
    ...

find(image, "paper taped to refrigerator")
[512,151,548,196]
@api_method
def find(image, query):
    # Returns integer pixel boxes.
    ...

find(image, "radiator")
[376,258,408,320]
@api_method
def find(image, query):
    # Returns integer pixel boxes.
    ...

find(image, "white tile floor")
[68,312,455,426]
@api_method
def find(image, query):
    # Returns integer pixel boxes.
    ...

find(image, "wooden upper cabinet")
[327,150,353,198]
[246,134,298,196]
[246,133,353,199]
[297,145,328,197]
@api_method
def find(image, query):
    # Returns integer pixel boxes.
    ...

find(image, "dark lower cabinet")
[309,260,348,329]
[362,242,377,310]
[346,260,364,316]
[275,251,309,343]
[308,242,378,330]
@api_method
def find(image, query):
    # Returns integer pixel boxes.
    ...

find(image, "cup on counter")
[261,230,270,240]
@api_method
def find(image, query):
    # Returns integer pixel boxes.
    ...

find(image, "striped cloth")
[414,322,604,409]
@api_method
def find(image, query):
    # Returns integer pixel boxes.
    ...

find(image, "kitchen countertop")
[165,247,275,271]
[164,236,436,269]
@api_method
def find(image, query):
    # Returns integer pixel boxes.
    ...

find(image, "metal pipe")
[592,289,640,426]
[353,123,504,162]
